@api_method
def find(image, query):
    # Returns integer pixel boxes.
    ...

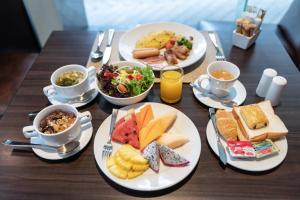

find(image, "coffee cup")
[43,65,96,99]
[23,104,92,147]
[196,61,240,97]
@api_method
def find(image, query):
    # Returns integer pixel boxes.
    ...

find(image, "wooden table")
[1,25,300,199]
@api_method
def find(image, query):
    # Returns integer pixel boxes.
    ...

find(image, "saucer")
[30,122,93,160]
[46,80,98,108]
[192,78,247,109]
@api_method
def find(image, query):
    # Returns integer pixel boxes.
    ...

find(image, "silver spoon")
[190,82,238,107]
[90,32,105,62]
[2,139,80,155]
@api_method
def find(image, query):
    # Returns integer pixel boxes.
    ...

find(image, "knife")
[208,107,227,165]
[102,29,115,65]
[208,32,225,61]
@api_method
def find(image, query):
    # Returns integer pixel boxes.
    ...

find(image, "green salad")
[97,65,154,98]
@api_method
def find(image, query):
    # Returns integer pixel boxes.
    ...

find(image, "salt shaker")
[256,68,277,97]
[265,76,287,106]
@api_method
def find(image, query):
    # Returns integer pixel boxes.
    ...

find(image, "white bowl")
[96,61,154,106]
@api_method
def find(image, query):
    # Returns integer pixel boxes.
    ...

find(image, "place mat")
[86,31,225,83]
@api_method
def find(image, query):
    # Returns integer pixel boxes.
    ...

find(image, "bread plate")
[119,22,207,70]
[206,119,288,172]
[94,102,201,191]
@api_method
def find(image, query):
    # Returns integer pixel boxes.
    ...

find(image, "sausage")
[132,48,160,59]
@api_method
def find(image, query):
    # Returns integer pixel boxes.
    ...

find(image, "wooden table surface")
[1,25,300,200]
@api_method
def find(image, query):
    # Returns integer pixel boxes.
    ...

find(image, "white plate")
[119,22,207,70]
[206,120,288,172]
[47,80,98,108]
[94,102,201,191]
[31,122,93,160]
[192,79,247,109]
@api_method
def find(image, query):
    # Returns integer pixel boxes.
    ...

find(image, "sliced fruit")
[118,144,138,161]
[142,141,160,172]
[159,144,189,167]
[131,163,149,171]
[106,155,115,169]
[128,170,144,179]
[112,112,140,149]
[156,132,189,149]
[115,153,132,171]
[139,111,177,150]
[131,154,149,165]
[136,104,153,131]
[108,165,128,179]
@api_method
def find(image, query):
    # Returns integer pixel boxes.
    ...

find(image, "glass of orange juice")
[160,66,183,103]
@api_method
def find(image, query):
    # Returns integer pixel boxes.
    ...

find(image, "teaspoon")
[90,31,105,62]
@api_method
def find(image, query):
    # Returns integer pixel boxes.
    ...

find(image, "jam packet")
[253,139,279,158]
[227,140,256,158]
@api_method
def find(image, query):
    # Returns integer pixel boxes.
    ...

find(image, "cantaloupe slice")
[139,111,177,150]
[136,104,154,131]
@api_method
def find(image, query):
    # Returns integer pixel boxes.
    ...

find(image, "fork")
[208,31,226,61]
[102,108,118,158]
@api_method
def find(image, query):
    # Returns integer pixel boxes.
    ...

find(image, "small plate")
[206,120,288,172]
[30,122,93,160]
[192,78,247,109]
[46,81,98,108]
[94,102,201,191]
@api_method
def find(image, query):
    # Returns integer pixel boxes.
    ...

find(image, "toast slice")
[232,101,288,142]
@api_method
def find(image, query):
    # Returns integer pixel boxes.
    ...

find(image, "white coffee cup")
[23,104,92,147]
[197,61,240,97]
[43,65,96,99]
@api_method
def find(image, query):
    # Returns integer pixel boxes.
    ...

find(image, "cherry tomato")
[135,74,143,80]
[128,74,134,80]
[117,84,127,93]
[170,37,177,45]
[165,41,173,50]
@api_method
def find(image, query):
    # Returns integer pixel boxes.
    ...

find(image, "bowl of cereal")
[23,104,91,147]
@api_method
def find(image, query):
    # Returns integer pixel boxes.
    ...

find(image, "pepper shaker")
[256,68,277,97]
[265,76,287,106]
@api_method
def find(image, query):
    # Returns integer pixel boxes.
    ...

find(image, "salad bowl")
[96,61,155,106]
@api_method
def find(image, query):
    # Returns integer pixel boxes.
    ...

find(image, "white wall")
[23,0,63,47]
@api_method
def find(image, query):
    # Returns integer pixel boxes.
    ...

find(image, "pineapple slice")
[109,165,128,179]
[118,144,138,161]
[131,154,148,165]
[132,163,149,171]
[128,170,144,179]
[106,155,115,169]
[115,153,132,171]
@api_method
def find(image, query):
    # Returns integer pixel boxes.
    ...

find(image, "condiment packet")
[227,140,256,158]
[253,139,279,158]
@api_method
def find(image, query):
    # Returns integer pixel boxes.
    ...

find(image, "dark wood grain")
[0,27,300,200]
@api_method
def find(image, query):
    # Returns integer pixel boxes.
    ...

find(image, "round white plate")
[206,120,288,172]
[192,79,247,109]
[94,102,201,191]
[119,22,207,70]
[47,80,98,108]
[31,122,93,160]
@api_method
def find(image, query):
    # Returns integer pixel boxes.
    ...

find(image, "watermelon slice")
[112,111,140,149]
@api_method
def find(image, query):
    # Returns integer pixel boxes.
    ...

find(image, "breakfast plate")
[206,120,288,172]
[192,79,247,109]
[31,122,93,160]
[119,22,207,70]
[94,102,201,191]
[46,80,98,108]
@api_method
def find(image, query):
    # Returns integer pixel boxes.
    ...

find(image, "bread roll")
[216,110,238,141]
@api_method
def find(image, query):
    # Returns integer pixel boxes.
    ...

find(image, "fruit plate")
[94,102,201,191]
[206,120,288,172]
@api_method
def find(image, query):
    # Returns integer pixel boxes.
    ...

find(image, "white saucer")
[192,78,247,109]
[206,120,288,172]
[30,122,93,160]
[46,81,98,108]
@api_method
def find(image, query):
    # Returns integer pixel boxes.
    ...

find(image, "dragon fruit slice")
[159,144,189,167]
[142,141,160,172]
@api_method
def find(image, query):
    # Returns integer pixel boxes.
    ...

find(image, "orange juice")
[160,70,183,103]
